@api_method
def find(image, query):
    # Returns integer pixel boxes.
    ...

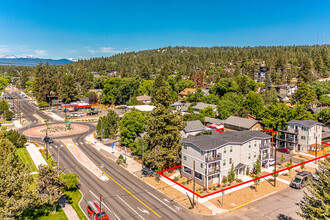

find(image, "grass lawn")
[20,202,68,220]
[64,189,88,220]
[40,148,54,165]
[15,147,37,172]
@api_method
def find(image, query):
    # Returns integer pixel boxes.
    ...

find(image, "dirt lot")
[278,167,315,182]
[209,179,288,210]
[143,176,212,214]
[293,154,315,161]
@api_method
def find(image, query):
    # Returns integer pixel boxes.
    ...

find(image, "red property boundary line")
[157,153,330,199]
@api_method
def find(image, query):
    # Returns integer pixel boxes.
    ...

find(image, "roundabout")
[23,122,91,138]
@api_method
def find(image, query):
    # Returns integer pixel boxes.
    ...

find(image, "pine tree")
[298,157,330,219]
[144,106,185,170]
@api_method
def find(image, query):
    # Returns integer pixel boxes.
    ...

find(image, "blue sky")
[0,0,329,59]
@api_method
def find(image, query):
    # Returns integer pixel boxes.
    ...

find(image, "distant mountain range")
[0,55,75,66]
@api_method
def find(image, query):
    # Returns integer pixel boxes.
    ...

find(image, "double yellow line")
[98,166,162,218]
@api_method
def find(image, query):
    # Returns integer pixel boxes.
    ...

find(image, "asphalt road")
[11,89,306,220]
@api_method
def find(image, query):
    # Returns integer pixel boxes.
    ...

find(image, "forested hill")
[67,45,330,78]
[0,57,74,66]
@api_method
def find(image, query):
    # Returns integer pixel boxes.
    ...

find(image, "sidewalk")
[44,111,64,121]
[85,134,142,173]
[58,195,80,220]
[13,120,22,128]
[62,139,108,181]
[25,143,48,168]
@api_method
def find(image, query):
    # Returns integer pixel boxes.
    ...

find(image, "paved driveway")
[221,187,305,220]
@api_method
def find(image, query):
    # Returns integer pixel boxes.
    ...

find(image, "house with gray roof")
[181,120,206,138]
[224,116,264,132]
[277,119,323,153]
[181,130,271,188]
[192,103,217,115]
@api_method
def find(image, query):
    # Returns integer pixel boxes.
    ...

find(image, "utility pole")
[274,132,278,187]
[58,145,64,177]
[99,194,103,220]
[101,119,103,140]
[315,125,318,164]
[142,141,145,170]
[192,161,195,209]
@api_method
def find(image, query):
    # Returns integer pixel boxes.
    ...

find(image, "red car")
[276,148,291,154]
[87,200,109,220]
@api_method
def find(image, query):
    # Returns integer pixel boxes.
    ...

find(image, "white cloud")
[33,49,47,56]
[87,46,123,55]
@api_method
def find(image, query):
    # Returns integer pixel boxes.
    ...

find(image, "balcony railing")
[205,153,222,163]
[260,143,271,149]
[206,167,221,175]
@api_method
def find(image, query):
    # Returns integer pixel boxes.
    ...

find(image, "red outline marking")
[322,142,330,146]
[157,154,330,199]
[264,128,277,133]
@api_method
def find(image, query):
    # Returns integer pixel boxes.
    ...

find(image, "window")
[224,147,227,154]
[200,163,203,168]
[183,156,187,161]
[249,142,251,148]
[248,153,251,159]
[254,141,257,147]
[229,158,232,164]
[301,136,306,140]
[302,127,307,131]
[184,166,191,174]
[223,159,226,166]
[230,146,233,152]
[254,152,256,158]
[183,144,187,149]
[195,172,202,180]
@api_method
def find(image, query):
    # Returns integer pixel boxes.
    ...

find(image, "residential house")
[307,107,329,114]
[181,131,271,187]
[179,88,196,98]
[273,85,297,96]
[181,120,206,138]
[277,94,290,103]
[192,103,217,115]
[224,116,264,132]
[277,120,324,154]
[136,95,153,104]
[204,117,224,130]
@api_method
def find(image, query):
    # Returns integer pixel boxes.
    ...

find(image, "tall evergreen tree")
[298,157,330,219]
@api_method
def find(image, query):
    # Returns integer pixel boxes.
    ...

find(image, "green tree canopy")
[292,78,317,107]
[263,87,278,105]
[209,78,238,97]
[199,106,215,118]
[202,94,220,105]
[243,91,264,117]
[144,106,185,170]
[235,75,256,95]
[96,110,120,139]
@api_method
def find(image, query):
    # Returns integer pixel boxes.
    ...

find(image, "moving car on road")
[43,137,54,143]
[290,171,311,189]
[277,147,291,154]
[87,200,109,220]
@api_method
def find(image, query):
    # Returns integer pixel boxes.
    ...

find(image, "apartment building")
[277,119,323,153]
[181,130,271,188]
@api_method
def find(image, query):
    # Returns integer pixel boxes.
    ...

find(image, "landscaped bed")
[143,176,212,214]
[209,179,288,210]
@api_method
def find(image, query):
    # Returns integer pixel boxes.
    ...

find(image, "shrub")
[246,167,250,176]
[188,206,192,210]
[222,176,228,186]
[173,176,179,181]
[116,154,125,165]
[62,173,79,190]
[212,186,216,191]
[236,179,243,183]
[182,182,187,185]
[203,187,207,191]
[180,175,183,178]
[217,183,221,188]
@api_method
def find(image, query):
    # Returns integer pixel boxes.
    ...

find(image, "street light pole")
[58,145,64,177]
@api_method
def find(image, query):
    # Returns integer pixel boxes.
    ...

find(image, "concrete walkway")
[25,143,48,168]
[85,134,142,173]
[62,139,108,181]
[58,195,80,220]
[45,111,64,121]
[13,120,22,128]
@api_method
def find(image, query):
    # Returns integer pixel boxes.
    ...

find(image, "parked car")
[57,106,62,110]
[262,158,275,166]
[142,167,155,177]
[290,171,311,189]
[43,137,54,143]
[277,148,291,154]
[87,111,98,116]
[87,200,109,220]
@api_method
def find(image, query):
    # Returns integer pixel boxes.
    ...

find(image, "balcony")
[206,167,221,175]
[205,153,222,163]
[260,143,271,149]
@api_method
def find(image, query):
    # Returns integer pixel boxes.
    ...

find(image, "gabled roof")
[286,119,323,128]
[179,88,196,96]
[184,120,206,133]
[224,116,260,129]
[193,103,217,111]
[136,95,152,101]
[204,117,224,125]
[183,130,271,151]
